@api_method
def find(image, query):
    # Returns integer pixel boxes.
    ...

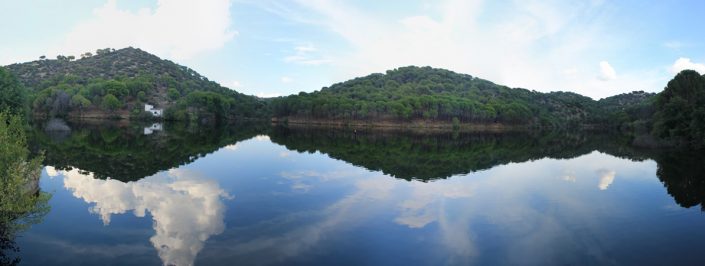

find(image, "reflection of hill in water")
[29,120,705,212]
[268,127,650,181]
[268,126,705,211]
[30,121,265,181]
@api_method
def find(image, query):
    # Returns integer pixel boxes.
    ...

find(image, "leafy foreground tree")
[0,112,51,265]
[0,67,27,116]
[652,70,705,148]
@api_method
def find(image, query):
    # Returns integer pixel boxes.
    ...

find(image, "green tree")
[0,67,27,116]
[71,94,92,116]
[137,91,147,102]
[101,94,121,111]
[167,88,180,100]
[653,70,705,146]
[0,111,51,265]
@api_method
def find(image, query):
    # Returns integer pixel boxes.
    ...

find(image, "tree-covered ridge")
[596,91,657,131]
[271,66,639,127]
[5,48,267,121]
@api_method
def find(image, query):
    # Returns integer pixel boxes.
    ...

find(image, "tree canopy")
[652,70,705,147]
[0,67,27,116]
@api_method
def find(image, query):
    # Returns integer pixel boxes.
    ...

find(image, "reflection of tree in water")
[270,126,705,211]
[29,120,266,181]
[655,151,705,210]
[269,126,645,181]
[0,113,51,265]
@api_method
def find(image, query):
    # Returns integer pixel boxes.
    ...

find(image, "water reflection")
[47,166,231,266]
[17,121,705,265]
[30,120,265,181]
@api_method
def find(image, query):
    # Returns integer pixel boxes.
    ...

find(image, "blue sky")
[2,0,705,99]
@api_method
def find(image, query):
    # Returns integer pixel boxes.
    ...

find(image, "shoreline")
[269,117,606,133]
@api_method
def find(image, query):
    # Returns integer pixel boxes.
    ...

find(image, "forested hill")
[4,47,267,121]
[271,66,654,128]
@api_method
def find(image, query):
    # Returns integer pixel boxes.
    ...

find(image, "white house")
[145,104,163,117]
[143,123,163,135]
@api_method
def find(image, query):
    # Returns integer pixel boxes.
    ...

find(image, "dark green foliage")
[271,66,609,127]
[0,67,27,116]
[652,70,705,147]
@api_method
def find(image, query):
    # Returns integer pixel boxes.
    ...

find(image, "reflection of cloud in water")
[561,170,577,182]
[395,181,474,228]
[51,167,231,266]
[597,169,616,190]
[205,172,397,264]
[281,170,352,192]
[395,180,478,261]
[223,143,239,151]
[254,135,270,141]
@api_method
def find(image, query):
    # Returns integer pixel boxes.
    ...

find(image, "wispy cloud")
[283,43,331,65]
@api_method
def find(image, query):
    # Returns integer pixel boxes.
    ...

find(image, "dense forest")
[5,47,268,122]
[270,66,657,128]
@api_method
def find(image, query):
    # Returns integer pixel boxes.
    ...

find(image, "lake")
[8,121,705,265]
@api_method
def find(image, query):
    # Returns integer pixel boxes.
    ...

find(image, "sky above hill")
[2,0,705,99]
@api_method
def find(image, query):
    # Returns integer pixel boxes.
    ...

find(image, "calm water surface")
[10,122,705,265]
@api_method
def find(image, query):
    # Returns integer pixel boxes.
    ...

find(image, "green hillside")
[270,66,649,128]
[5,47,267,122]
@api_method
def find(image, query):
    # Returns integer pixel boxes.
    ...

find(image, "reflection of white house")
[145,104,163,117]
[144,123,163,135]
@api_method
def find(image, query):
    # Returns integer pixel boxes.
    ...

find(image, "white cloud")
[60,167,231,266]
[663,41,685,50]
[281,76,294,83]
[670,57,705,74]
[262,0,668,99]
[295,44,317,53]
[598,61,617,81]
[562,68,578,76]
[57,0,236,60]
[255,92,283,98]
[229,80,242,89]
[284,43,331,65]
